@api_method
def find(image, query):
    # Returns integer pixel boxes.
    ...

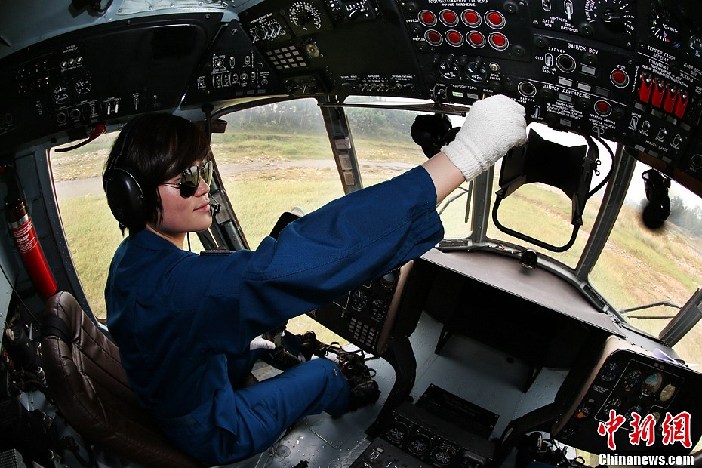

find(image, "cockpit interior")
[1,0,702,466]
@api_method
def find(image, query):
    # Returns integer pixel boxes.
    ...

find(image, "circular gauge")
[599,360,622,382]
[642,372,663,396]
[585,0,635,35]
[622,369,643,391]
[385,422,408,443]
[431,444,456,466]
[53,85,69,105]
[407,434,431,457]
[349,290,368,312]
[689,35,702,61]
[576,405,591,418]
[659,383,677,402]
[628,404,644,417]
[289,2,322,31]
[650,6,681,47]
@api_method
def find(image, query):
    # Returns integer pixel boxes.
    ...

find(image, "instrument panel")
[553,336,702,454]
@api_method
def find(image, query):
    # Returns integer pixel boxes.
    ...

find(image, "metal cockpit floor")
[225,312,567,468]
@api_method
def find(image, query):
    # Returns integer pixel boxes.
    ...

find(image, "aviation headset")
[102,119,147,230]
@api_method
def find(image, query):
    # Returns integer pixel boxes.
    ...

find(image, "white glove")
[442,94,527,181]
[249,335,276,350]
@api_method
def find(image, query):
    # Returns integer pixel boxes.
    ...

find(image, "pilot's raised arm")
[102,94,526,466]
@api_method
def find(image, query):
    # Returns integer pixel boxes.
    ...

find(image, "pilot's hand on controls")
[442,94,527,181]
[250,335,276,350]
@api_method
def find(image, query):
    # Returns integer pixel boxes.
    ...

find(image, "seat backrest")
[41,291,202,468]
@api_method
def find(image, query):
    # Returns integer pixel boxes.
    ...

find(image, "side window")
[50,133,120,320]
[590,161,702,365]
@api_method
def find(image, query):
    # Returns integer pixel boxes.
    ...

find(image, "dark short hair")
[103,113,210,229]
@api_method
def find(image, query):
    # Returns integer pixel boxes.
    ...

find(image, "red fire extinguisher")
[3,166,58,300]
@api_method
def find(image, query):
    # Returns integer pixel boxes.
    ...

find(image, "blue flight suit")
[105,166,444,465]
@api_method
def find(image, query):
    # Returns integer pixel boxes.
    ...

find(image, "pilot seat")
[40,291,203,468]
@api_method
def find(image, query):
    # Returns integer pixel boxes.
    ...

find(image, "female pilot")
[102,94,527,465]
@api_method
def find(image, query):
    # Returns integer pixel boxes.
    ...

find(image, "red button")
[419,10,436,26]
[425,29,442,45]
[610,69,629,87]
[468,31,485,47]
[486,11,505,28]
[440,9,458,25]
[462,9,481,26]
[446,30,463,46]
[663,86,678,113]
[638,73,652,103]
[489,32,508,50]
[651,79,665,108]
[595,100,611,115]
[674,91,688,118]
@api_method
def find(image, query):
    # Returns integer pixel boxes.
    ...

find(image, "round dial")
[289,2,322,31]
[599,360,621,382]
[689,35,702,61]
[650,6,681,46]
[642,372,663,396]
[628,404,644,417]
[659,383,677,402]
[407,435,430,456]
[585,0,635,35]
[622,369,643,392]
[431,445,456,466]
[385,422,408,443]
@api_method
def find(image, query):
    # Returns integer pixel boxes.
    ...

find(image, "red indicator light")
[486,11,505,28]
[489,32,508,50]
[462,9,481,26]
[595,100,611,116]
[440,9,458,25]
[425,29,442,45]
[610,69,629,87]
[419,10,436,26]
[446,30,463,46]
[468,31,485,47]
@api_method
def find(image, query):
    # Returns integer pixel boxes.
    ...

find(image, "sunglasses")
[162,160,214,198]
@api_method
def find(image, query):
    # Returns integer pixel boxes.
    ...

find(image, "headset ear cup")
[104,168,146,229]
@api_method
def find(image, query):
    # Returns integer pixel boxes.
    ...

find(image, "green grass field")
[52,130,702,365]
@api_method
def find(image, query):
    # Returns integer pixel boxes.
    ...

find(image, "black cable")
[54,123,106,153]
[587,136,615,198]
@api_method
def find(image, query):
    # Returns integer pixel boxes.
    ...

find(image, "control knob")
[464,58,487,82]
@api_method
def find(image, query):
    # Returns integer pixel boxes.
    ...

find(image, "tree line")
[669,196,702,236]
[223,97,416,140]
